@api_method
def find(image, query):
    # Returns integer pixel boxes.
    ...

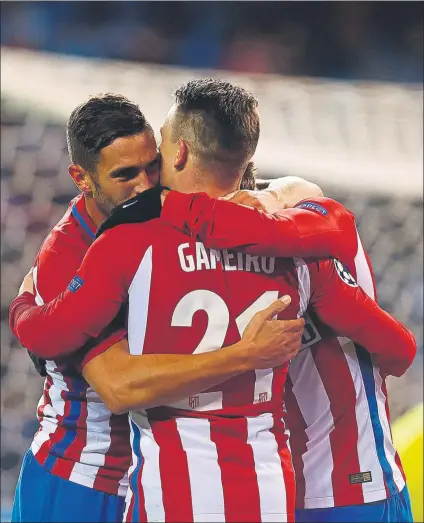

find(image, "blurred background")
[1,1,423,82]
[1,1,423,521]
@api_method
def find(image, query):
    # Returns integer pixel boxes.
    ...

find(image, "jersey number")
[170,290,278,410]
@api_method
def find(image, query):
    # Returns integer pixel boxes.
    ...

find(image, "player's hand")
[18,268,35,296]
[223,189,282,214]
[240,295,304,369]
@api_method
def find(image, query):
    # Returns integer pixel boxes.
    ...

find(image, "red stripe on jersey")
[270,414,295,521]
[51,373,87,475]
[125,495,135,523]
[51,389,88,479]
[210,417,261,523]
[271,365,289,413]
[37,375,53,420]
[93,413,130,495]
[284,375,309,509]
[33,375,54,445]
[220,370,257,409]
[153,419,193,522]
[62,398,88,463]
[394,452,406,483]
[311,340,365,506]
[37,389,71,466]
[51,453,75,478]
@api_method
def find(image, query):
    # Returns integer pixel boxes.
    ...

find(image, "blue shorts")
[12,449,126,522]
[295,486,413,522]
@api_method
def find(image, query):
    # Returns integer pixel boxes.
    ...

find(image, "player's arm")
[308,259,417,376]
[160,190,358,263]
[9,228,133,358]
[81,297,303,414]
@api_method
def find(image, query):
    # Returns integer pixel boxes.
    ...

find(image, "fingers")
[260,295,292,320]
[275,318,305,333]
[222,190,239,201]
[228,191,267,210]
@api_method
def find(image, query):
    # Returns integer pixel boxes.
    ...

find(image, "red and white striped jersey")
[9,208,415,522]
[154,195,413,510]
[285,232,407,509]
[29,194,131,497]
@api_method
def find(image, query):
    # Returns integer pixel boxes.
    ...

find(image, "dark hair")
[172,78,260,171]
[66,93,152,172]
[240,161,258,190]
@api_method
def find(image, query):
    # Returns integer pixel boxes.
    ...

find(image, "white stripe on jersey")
[236,290,280,405]
[32,265,44,306]
[68,387,112,486]
[119,471,130,498]
[31,405,60,455]
[168,391,223,412]
[293,258,310,318]
[354,231,375,299]
[246,414,288,518]
[32,361,67,455]
[176,417,226,520]
[372,366,406,493]
[337,337,386,503]
[354,232,404,494]
[131,411,165,522]
[128,246,153,356]
[31,276,64,456]
[288,349,335,507]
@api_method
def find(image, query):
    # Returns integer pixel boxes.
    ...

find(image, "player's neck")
[194,169,241,198]
[84,197,108,229]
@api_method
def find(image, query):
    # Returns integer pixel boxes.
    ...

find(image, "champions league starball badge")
[334,259,358,287]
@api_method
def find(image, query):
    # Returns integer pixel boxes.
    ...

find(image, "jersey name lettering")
[177,241,275,274]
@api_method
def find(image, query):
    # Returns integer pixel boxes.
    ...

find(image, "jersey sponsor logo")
[68,275,84,293]
[334,259,358,287]
[300,313,322,351]
[296,201,328,216]
[349,471,373,484]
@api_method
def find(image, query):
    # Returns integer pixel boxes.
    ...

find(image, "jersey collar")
[71,195,97,243]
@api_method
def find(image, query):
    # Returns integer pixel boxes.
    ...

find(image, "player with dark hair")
[66,93,160,217]
[9,93,161,523]
[11,79,416,522]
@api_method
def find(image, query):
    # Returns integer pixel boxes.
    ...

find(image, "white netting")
[1,50,423,508]
[1,48,423,197]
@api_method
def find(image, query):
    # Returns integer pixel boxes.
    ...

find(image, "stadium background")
[0,2,422,521]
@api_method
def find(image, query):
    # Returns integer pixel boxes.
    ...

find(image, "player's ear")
[69,164,96,195]
[174,140,188,170]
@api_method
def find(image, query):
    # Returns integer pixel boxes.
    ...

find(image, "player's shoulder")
[95,218,165,255]
[38,195,87,263]
[101,218,172,242]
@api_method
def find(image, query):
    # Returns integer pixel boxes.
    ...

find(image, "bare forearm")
[84,342,249,414]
